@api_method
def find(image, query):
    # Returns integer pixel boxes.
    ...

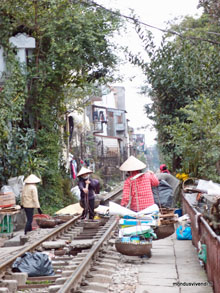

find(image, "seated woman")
[160,164,170,174]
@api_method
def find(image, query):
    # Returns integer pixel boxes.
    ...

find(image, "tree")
[198,0,220,23]
[129,12,220,179]
[0,0,122,211]
[168,97,220,181]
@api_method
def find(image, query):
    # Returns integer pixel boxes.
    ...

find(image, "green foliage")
[61,177,77,206]
[0,0,122,211]
[0,53,28,174]
[168,96,220,181]
[129,13,220,178]
[0,126,47,185]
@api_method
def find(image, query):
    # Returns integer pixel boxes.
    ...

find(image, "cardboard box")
[0,192,16,207]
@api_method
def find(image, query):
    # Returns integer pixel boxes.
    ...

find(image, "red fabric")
[121,171,159,212]
[71,163,76,179]
[160,164,166,171]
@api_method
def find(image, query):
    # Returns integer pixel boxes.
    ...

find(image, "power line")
[84,0,220,46]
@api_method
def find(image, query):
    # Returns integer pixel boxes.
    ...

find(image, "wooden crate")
[0,192,16,207]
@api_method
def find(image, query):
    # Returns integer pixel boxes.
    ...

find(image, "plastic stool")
[0,215,13,233]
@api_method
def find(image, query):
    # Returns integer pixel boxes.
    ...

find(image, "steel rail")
[57,216,118,293]
[0,185,122,275]
[102,183,123,202]
[0,215,80,273]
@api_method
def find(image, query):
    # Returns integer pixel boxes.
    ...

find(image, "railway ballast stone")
[91,267,115,276]
[82,281,109,292]
[89,274,112,283]
[42,240,66,249]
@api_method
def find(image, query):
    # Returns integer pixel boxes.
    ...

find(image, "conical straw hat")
[77,167,93,177]
[119,155,146,171]
[24,174,41,184]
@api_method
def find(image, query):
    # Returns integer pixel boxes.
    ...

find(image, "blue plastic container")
[174,209,182,217]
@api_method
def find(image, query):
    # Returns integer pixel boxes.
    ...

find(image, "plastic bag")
[198,244,207,264]
[176,225,192,240]
[8,176,24,197]
[0,185,14,193]
[12,252,54,277]
[71,186,81,200]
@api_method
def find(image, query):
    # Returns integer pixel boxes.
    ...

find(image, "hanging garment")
[99,111,105,121]
[68,116,74,142]
[93,111,99,121]
[70,160,77,180]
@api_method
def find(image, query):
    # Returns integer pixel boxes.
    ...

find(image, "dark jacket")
[78,178,98,200]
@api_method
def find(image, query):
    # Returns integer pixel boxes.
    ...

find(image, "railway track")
[0,184,123,292]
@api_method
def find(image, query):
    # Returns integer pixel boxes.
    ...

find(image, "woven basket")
[154,223,175,240]
[115,240,152,257]
[36,218,56,228]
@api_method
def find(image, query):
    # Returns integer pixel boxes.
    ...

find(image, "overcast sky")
[96,0,203,146]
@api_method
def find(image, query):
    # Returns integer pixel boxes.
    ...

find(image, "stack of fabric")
[118,220,157,244]
[108,202,159,244]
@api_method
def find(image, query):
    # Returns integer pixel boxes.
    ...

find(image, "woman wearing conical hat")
[120,156,159,212]
[21,174,42,235]
[77,167,99,220]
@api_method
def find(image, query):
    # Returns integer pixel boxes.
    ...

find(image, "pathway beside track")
[136,235,213,293]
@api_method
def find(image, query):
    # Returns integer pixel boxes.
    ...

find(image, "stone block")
[49,285,62,293]
[4,272,28,286]
[42,240,66,249]
[62,271,73,277]
[1,280,17,293]
[55,277,67,285]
